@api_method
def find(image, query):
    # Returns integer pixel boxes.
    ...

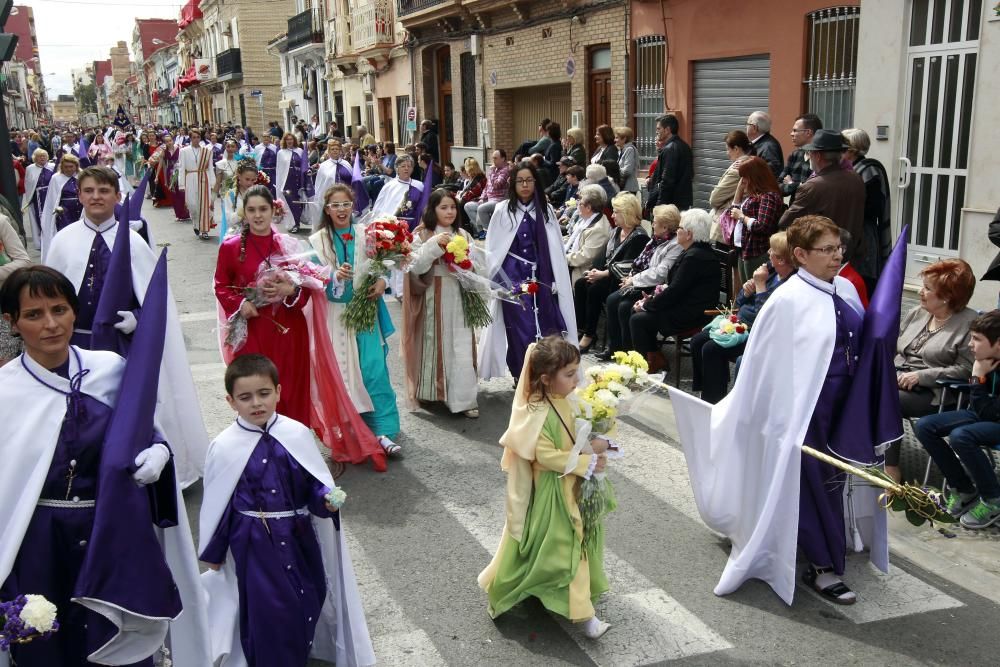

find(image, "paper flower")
[325,487,347,509]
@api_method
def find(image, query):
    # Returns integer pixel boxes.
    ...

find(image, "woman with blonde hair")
[39,154,82,261]
[574,192,649,353]
[613,127,639,194]
[564,127,587,166]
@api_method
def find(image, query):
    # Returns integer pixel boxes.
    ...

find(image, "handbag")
[717,207,739,246]
[609,260,633,281]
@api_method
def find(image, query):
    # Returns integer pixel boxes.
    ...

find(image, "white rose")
[595,388,619,406]
[619,366,635,381]
[585,366,603,379]
[382,260,396,268]
[20,594,58,633]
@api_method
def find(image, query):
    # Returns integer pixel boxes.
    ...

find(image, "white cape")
[668,271,884,605]
[199,415,375,667]
[0,348,211,667]
[21,163,53,250]
[45,220,210,487]
[477,201,579,379]
[311,158,356,219]
[39,171,73,263]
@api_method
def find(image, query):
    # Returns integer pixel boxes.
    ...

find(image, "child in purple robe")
[199,354,374,667]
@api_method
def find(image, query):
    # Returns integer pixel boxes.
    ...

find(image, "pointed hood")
[91,200,135,356]
[351,150,369,215]
[130,169,151,219]
[73,250,184,657]
[828,225,910,464]
[412,159,435,227]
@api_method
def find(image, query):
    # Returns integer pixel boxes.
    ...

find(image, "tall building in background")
[5,5,47,125]
[133,18,179,125]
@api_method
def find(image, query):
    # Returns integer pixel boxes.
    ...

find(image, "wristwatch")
[971,374,988,385]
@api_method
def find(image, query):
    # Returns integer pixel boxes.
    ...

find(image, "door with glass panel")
[898,0,981,278]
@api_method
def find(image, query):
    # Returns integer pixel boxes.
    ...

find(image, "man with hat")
[779,129,866,261]
[545,155,577,207]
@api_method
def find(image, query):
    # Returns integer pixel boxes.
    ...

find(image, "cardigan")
[894,305,977,403]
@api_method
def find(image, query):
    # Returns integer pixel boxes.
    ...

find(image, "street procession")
[1,0,999,665]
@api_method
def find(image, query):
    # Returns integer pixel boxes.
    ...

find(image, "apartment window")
[396,94,410,143]
[805,6,860,131]
[460,52,477,146]
[633,36,665,170]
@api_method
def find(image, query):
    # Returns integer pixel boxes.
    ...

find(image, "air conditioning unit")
[470,34,479,57]
[571,111,583,129]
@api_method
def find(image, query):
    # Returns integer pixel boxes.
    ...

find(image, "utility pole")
[0,0,21,237]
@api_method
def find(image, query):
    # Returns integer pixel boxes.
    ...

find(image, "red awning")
[151,91,159,105]
[178,0,202,29]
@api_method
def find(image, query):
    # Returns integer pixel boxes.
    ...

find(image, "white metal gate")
[691,56,770,210]
[898,0,981,277]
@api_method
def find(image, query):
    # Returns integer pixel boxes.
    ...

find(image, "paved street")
[148,200,1000,666]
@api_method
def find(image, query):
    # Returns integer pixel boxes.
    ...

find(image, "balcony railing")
[288,8,324,51]
[216,48,242,81]
[329,16,354,60]
[352,1,396,52]
[398,0,447,16]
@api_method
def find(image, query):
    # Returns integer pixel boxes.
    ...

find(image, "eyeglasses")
[807,244,846,256]
[515,178,535,185]
[790,128,809,134]
[326,202,353,210]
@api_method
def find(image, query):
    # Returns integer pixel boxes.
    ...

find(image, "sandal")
[803,565,856,605]
[378,435,402,457]
[463,409,479,419]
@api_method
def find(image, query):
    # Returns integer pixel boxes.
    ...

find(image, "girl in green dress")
[479,336,613,639]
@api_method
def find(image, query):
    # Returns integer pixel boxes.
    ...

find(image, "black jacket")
[982,206,1000,282]
[654,135,693,210]
[750,133,784,180]
[644,242,719,328]
[594,226,649,272]
[970,369,1000,421]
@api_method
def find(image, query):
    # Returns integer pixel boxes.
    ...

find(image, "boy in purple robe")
[199,354,374,667]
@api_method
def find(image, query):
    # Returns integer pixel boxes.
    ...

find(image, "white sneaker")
[582,616,611,639]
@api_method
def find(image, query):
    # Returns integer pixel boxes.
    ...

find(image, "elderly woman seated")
[629,209,720,373]
[574,192,649,353]
[564,185,611,285]
[598,204,683,361]
[691,231,795,403]
[887,258,978,481]
[584,162,619,204]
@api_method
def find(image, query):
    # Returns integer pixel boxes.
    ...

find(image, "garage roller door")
[511,84,571,148]
[692,56,771,209]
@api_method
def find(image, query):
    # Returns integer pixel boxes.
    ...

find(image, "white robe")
[20,162,53,250]
[39,172,74,263]
[477,201,579,379]
[369,176,423,218]
[199,414,375,667]
[311,157,354,219]
[45,220,210,488]
[0,348,211,667]
[214,157,239,228]
[177,144,217,219]
[668,270,884,606]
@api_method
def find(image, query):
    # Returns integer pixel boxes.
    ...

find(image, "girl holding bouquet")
[479,336,612,639]
[308,184,402,457]
[220,160,264,242]
[402,189,481,418]
[215,185,387,470]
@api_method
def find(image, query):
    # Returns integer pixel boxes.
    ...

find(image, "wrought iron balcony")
[288,7,324,51]
[352,1,397,52]
[216,48,242,81]
[398,0,448,16]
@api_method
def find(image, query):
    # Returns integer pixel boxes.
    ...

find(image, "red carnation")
[735,324,746,333]
[525,282,540,295]
[459,259,473,270]
[342,233,353,241]
[729,315,739,323]
[443,252,455,263]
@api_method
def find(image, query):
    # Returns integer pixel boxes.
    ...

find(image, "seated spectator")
[564,185,611,283]
[691,231,795,403]
[546,155,576,207]
[441,161,460,189]
[887,258,978,481]
[458,158,487,231]
[556,165,585,223]
[464,149,510,237]
[709,130,753,213]
[598,204,684,361]
[575,192,649,353]
[584,163,619,204]
[836,228,870,309]
[601,159,624,197]
[914,309,1000,529]
[418,153,442,187]
[727,156,783,281]
[629,209,719,372]
[564,127,587,167]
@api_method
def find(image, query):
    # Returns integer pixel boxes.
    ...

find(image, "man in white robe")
[177,127,217,239]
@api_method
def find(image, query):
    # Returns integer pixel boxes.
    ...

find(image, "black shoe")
[193,227,200,237]
[289,225,300,234]
[595,349,614,362]
[579,340,594,354]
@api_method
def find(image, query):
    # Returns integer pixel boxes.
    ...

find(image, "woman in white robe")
[20,149,53,250]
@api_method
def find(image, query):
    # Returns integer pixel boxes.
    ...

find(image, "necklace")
[928,311,953,332]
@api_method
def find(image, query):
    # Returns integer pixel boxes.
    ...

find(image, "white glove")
[128,219,143,232]
[114,310,137,334]
[133,443,170,486]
